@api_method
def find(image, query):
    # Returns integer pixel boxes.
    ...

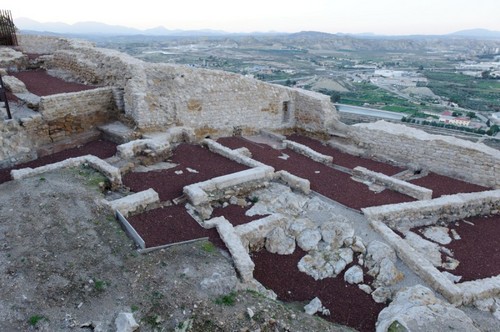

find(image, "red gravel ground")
[252,248,385,332]
[287,134,404,175]
[212,204,269,226]
[409,172,489,198]
[123,144,249,202]
[0,139,117,184]
[440,215,500,282]
[9,69,97,96]
[217,136,414,210]
[126,205,226,249]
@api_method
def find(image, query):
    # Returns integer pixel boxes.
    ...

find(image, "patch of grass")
[142,314,161,328]
[215,291,237,306]
[246,289,265,299]
[131,305,139,312]
[93,279,107,292]
[71,165,109,191]
[28,315,46,326]
[39,177,46,182]
[249,196,259,203]
[388,320,407,332]
[200,241,216,253]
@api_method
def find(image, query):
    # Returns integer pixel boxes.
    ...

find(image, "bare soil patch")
[0,139,117,184]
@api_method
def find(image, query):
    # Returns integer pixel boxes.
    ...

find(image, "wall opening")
[282,101,291,123]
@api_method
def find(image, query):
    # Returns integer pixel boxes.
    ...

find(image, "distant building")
[439,111,471,126]
[491,112,500,124]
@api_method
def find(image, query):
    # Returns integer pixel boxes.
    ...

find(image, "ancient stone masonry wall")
[292,89,340,134]
[349,121,500,188]
[19,35,341,136]
[38,88,119,143]
[0,119,36,168]
[48,47,144,87]
[17,34,94,55]
[135,64,295,134]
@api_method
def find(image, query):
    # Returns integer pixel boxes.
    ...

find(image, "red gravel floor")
[8,69,97,96]
[287,134,404,175]
[212,204,269,226]
[126,205,226,249]
[123,144,249,202]
[217,136,414,210]
[251,248,385,332]
[0,139,117,184]
[409,172,489,198]
[438,215,500,282]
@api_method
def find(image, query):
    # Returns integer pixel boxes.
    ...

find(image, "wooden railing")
[0,9,17,46]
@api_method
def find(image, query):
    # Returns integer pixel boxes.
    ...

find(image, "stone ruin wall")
[37,87,119,141]
[0,119,35,168]
[18,35,339,138]
[0,87,119,167]
[363,190,500,229]
[348,121,500,188]
[16,34,95,55]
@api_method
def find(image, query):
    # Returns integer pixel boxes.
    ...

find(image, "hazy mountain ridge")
[15,17,500,39]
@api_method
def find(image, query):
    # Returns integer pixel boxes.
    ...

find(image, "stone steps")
[98,121,136,144]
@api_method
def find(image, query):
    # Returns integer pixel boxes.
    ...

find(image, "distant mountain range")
[15,17,232,37]
[14,17,500,39]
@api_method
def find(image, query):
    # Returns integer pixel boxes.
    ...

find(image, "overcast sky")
[8,0,500,35]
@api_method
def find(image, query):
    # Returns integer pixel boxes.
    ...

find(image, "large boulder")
[296,228,322,251]
[376,285,480,332]
[115,312,139,332]
[344,265,364,284]
[265,227,295,255]
[365,240,397,275]
[320,220,355,249]
[298,247,353,280]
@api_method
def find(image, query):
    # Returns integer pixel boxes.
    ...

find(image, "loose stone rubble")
[376,285,480,332]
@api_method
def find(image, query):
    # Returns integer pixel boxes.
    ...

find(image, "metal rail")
[0,75,12,119]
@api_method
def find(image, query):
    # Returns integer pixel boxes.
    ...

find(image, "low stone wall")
[349,121,500,188]
[274,170,311,195]
[283,139,333,164]
[353,166,433,200]
[369,210,500,305]
[38,87,118,143]
[362,190,500,229]
[10,155,122,188]
[205,216,255,281]
[234,214,287,252]
[458,276,500,304]
[369,219,463,304]
[202,139,267,168]
[183,166,275,206]
[107,189,159,217]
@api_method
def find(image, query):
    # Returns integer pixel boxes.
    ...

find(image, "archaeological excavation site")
[1,34,499,332]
